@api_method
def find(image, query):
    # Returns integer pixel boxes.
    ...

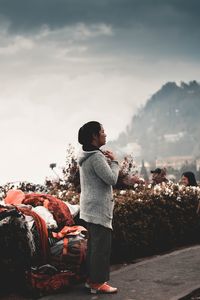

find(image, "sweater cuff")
[111,160,119,165]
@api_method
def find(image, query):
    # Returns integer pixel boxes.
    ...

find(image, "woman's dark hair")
[78,121,101,146]
[182,171,198,186]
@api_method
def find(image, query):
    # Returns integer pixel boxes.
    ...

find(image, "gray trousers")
[86,222,112,283]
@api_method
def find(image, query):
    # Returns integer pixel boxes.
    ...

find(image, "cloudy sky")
[1,0,200,184]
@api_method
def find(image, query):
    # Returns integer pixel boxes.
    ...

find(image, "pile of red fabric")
[22,193,74,229]
[2,190,87,296]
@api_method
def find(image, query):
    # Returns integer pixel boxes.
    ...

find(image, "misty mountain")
[109,81,200,162]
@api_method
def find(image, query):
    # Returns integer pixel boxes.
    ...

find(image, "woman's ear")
[92,133,98,141]
[91,133,99,146]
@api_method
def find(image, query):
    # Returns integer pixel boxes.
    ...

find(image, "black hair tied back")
[78,121,101,146]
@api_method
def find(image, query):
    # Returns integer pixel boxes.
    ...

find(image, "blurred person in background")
[150,167,169,185]
[180,171,198,187]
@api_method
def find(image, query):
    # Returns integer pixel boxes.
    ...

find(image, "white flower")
[137,198,142,202]
[58,191,63,198]
[120,190,126,195]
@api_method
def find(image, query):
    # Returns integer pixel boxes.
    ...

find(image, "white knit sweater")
[78,150,119,229]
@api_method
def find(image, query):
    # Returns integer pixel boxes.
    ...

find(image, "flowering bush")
[1,162,200,264]
[0,182,49,202]
[115,155,145,189]
[62,144,80,192]
[0,182,80,205]
[112,182,200,262]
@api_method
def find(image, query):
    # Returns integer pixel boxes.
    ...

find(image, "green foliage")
[111,184,200,263]
[2,178,200,265]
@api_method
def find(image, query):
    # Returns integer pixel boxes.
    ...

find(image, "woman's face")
[97,125,107,147]
[181,175,189,186]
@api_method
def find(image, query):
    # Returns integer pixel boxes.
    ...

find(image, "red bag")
[50,226,88,273]
[26,265,76,296]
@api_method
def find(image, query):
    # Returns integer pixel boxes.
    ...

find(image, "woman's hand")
[103,150,116,161]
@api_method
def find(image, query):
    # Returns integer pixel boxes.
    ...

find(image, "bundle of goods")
[22,193,75,230]
[0,190,87,296]
[0,205,33,295]
[50,225,88,274]
[26,264,76,296]
[25,224,88,296]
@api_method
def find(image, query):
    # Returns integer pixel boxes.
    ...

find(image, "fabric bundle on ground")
[26,264,76,296]
[0,205,33,295]
[0,192,87,296]
[18,206,50,266]
[50,225,88,273]
[25,224,87,296]
[22,193,74,229]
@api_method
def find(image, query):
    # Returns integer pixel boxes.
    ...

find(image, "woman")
[181,171,198,187]
[78,121,119,294]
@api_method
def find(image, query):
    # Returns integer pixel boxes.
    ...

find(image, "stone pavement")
[39,245,200,300]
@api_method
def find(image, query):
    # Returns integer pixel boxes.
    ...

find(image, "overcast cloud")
[0,0,200,184]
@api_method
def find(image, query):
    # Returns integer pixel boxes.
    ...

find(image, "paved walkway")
[39,245,200,300]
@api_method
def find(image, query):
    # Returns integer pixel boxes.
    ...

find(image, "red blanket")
[22,193,74,229]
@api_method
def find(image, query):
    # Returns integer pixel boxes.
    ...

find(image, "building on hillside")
[196,159,200,171]
[155,156,195,170]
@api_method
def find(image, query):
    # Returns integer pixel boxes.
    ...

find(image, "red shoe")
[85,280,108,289]
[90,282,118,294]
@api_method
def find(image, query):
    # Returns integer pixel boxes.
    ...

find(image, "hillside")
[109,81,200,162]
